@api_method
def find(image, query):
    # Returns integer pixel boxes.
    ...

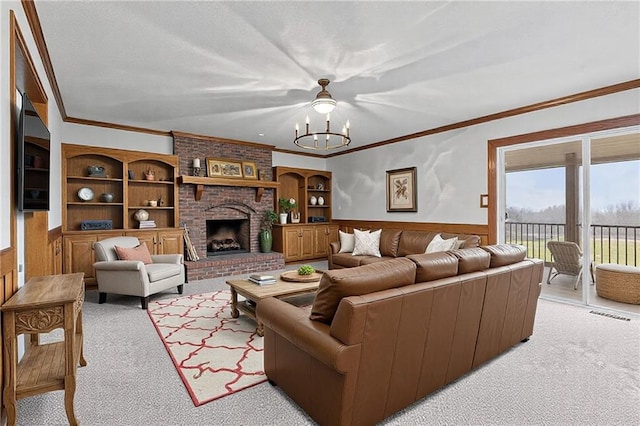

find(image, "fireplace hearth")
[206,219,249,256]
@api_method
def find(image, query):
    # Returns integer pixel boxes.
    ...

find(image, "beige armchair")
[93,236,186,309]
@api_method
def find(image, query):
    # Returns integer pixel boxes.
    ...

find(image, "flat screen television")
[16,92,50,211]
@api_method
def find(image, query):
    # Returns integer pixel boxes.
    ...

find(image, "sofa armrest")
[151,254,183,264]
[93,260,144,271]
[257,297,358,373]
[330,241,341,254]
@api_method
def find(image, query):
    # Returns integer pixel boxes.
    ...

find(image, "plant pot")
[279,213,288,224]
[259,230,273,253]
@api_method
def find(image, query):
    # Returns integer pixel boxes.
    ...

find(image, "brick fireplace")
[174,132,284,280]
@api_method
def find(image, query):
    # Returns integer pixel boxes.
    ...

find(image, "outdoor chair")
[93,236,185,309]
[546,240,594,290]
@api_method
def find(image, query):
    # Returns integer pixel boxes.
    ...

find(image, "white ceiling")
[34,1,640,153]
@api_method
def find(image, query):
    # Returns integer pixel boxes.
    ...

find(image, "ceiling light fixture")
[294,79,351,150]
[311,78,336,114]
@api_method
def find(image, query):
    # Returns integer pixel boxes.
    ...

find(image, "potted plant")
[278,198,297,224]
[259,210,278,253]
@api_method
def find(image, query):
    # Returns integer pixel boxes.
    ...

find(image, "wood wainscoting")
[332,219,489,245]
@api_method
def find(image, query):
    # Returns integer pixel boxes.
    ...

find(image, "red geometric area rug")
[147,290,266,406]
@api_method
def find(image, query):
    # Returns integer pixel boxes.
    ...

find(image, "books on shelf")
[139,220,156,229]
[249,274,276,285]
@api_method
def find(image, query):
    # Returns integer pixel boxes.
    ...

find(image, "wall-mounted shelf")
[178,175,279,202]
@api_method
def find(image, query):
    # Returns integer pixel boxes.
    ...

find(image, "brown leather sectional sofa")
[329,228,481,269]
[257,244,543,426]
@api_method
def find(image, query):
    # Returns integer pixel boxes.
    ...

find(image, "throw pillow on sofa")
[338,230,356,253]
[425,234,458,253]
[352,228,382,257]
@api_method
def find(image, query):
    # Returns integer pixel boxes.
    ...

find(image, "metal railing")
[505,222,640,266]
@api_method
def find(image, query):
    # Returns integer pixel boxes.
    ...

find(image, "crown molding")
[21,0,63,117]
[273,147,327,158]
[171,131,275,150]
[65,116,171,136]
[326,79,640,158]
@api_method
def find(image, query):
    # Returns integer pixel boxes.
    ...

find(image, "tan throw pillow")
[352,228,381,257]
[114,242,153,264]
[425,234,458,253]
[338,230,356,253]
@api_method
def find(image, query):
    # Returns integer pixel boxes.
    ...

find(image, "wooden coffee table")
[226,275,320,336]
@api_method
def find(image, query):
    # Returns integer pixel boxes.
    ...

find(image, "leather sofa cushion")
[310,258,417,324]
[330,253,364,268]
[397,231,437,257]
[406,252,459,282]
[379,229,403,257]
[360,256,395,265]
[447,248,491,274]
[481,244,527,267]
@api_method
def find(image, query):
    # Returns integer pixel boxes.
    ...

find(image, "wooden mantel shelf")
[178,175,280,202]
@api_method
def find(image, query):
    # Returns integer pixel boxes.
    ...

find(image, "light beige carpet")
[147,290,266,406]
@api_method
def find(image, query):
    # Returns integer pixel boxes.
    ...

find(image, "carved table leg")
[230,287,239,318]
[64,374,79,426]
[256,321,265,337]
[77,311,87,366]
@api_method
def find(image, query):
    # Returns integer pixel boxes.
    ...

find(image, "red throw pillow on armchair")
[114,242,153,264]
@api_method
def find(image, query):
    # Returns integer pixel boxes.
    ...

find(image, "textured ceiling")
[34,1,640,152]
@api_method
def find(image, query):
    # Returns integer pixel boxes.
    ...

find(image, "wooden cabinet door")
[63,234,98,283]
[313,225,339,257]
[300,227,314,259]
[132,231,158,254]
[313,226,328,257]
[157,229,183,254]
[283,227,302,261]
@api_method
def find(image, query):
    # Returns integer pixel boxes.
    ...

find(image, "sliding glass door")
[498,126,639,315]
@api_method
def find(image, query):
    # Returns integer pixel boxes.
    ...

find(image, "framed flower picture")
[386,167,417,212]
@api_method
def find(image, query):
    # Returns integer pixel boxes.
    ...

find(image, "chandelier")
[294,79,351,150]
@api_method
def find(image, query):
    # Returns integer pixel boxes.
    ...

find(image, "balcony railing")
[504,222,640,266]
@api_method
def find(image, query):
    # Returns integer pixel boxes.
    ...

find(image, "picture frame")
[386,167,417,212]
[206,157,243,178]
[241,161,258,180]
[206,159,222,177]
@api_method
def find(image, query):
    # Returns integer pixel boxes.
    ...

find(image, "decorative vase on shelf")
[310,195,317,205]
[318,196,325,206]
[101,192,114,203]
[279,213,288,224]
[134,209,149,222]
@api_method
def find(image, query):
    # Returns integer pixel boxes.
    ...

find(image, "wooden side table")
[1,273,87,426]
